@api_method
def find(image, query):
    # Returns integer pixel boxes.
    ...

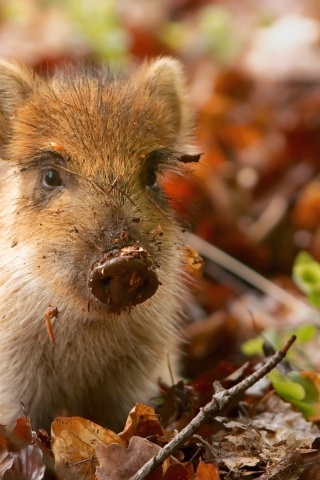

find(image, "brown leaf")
[157,380,195,428]
[252,449,320,480]
[162,462,190,479]
[95,435,162,480]
[299,461,320,480]
[52,416,125,480]
[181,245,204,278]
[3,445,45,480]
[0,418,47,479]
[292,180,320,230]
[118,404,163,442]
[0,450,14,476]
[195,461,221,480]
[0,427,9,451]
[300,371,320,422]
[12,417,33,446]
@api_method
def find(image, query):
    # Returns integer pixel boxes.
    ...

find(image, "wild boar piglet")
[0,57,193,431]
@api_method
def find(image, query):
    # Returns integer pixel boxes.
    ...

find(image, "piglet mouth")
[88,246,159,309]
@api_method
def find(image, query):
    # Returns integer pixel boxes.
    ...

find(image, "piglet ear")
[0,59,34,117]
[0,59,35,143]
[137,57,193,140]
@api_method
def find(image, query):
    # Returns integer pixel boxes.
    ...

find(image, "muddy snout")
[89,246,159,309]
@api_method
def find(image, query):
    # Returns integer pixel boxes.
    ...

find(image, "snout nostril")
[89,254,159,309]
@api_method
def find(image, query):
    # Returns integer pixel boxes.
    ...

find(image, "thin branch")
[188,233,319,320]
[129,335,296,480]
[107,174,139,208]
[247,196,288,243]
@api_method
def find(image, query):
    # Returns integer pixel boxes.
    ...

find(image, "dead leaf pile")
[0,380,319,479]
[2,2,320,480]
[48,393,320,479]
[0,417,48,480]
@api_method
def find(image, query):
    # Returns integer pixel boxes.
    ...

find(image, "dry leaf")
[0,418,46,480]
[162,462,190,479]
[95,435,162,480]
[257,449,320,480]
[292,181,320,230]
[300,371,320,422]
[182,245,204,277]
[5,445,45,480]
[52,416,125,480]
[118,404,163,442]
[299,461,320,480]
[195,461,221,480]
[12,416,33,446]
[0,450,14,477]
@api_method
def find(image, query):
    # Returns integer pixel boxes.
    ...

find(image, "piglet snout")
[89,246,159,308]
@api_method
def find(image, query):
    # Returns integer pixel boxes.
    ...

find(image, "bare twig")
[188,233,319,320]
[129,335,296,480]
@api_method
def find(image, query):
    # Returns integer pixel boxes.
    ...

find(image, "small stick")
[129,335,296,480]
[189,233,318,319]
[44,306,58,345]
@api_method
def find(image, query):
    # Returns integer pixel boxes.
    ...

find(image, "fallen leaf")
[12,416,33,446]
[2,445,45,480]
[119,404,163,442]
[0,418,46,480]
[300,371,320,421]
[292,181,320,230]
[52,416,125,480]
[0,427,9,450]
[257,449,320,480]
[157,380,195,428]
[182,245,204,277]
[162,462,190,479]
[0,450,14,477]
[195,460,221,479]
[95,435,162,480]
[299,460,320,480]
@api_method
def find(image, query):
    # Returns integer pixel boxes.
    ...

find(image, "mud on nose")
[89,247,159,309]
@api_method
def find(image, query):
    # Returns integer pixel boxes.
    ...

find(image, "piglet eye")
[145,168,158,188]
[42,168,62,188]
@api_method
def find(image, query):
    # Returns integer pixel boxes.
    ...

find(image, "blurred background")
[3,0,320,373]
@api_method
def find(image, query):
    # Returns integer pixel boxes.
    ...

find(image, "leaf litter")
[2,1,320,479]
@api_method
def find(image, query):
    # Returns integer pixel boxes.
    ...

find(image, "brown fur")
[0,58,193,431]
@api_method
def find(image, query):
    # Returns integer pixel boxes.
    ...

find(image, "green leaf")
[263,329,281,350]
[288,371,318,403]
[294,251,316,267]
[65,0,129,61]
[159,23,187,52]
[269,369,319,417]
[268,370,305,401]
[241,337,264,356]
[198,6,242,65]
[292,324,317,343]
[290,399,317,417]
[293,252,320,294]
[307,290,320,308]
[272,380,305,401]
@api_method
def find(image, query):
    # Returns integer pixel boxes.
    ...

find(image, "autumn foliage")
[2,0,320,479]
